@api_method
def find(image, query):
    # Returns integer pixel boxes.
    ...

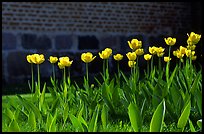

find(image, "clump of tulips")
[2,32,201,132]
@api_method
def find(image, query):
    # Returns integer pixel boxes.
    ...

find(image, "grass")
[2,93,199,132]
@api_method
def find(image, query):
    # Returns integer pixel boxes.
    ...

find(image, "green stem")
[106,59,109,81]
[103,60,106,79]
[52,64,55,81]
[37,64,40,95]
[147,61,149,78]
[31,64,34,94]
[117,61,120,79]
[86,63,89,86]
[63,67,66,87]
[159,57,161,72]
[151,55,154,74]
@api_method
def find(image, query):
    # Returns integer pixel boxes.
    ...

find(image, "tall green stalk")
[31,63,34,94]
[86,63,89,86]
[52,64,55,81]
[37,64,41,95]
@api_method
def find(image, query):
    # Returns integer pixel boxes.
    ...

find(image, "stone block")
[55,35,73,50]
[7,51,30,76]
[2,33,17,50]
[78,35,99,50]
[99,35,119,50]
[21,34,52,50]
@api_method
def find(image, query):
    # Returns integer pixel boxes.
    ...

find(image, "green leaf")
[28,111,36,131]
[101,104,108,130]
[188,119,196,132]
[197,119,202,129]
[195,89,202,116]
[69,114,84,132]
[177,100,191,131]
[5,108,14,121]
[39,83,46,111]
[128,102,141,132]
[17,95,42,122]
[150,99,166,132]
[88,105,100,132]
[167,65,178,89]
[190,72,201,95]
[46,113,53,132]
[63,104,69,124]
[8,119,20,132]
[49,110,58,132]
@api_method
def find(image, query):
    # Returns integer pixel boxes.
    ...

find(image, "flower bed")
[2,32,202,132]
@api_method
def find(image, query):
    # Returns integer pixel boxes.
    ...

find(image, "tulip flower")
[126,52,137,61]
[81,52,96,63]
[164,56,171,62]
[187,32,201,45]
[128,60,136,68]
[113,54,123,61]
[164,37,176,46]
[99,48,112,59]
[128,39,142,50]
[144,54,152,61]
[49,56,58,64]
[59,57,73,67]
[135,48,144,56]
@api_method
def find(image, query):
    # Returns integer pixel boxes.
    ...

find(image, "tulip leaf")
[188,119,196,132]
[49,110,58,132]
[69,114,84,132]
[101,104,108,130]
[195,89,202,116]
[88,105,100,132]
[177,100,191,131]
[28,111,36,131]
[8,119,20,132]
[150,99,166,132]
[39,83,46,111]
[128,102,141,132]
[63,104,69,124]
[197,119,202,129]
[190,72,201,95]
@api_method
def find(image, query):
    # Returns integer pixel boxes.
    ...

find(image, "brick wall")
[2,2,202,86]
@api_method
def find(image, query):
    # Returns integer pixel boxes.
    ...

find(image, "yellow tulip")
[135,48,144,56]
[99,48,112,59]
[192,55,197,60]
[126,52,137,61]
[59,56,73,67]
[58,62,65,69]
[81,52,96,63]
[164,56,171,62]
[26,55,33,63]
[149,46,158,55]
[179,46,187,54]
[187,45,196,50]
[156,47,165,53]
[185,50,192,57]
[157,52,165,57]
[176,51,184,59]
[113,54,123,61]
[187,32,201,45]
[164,37,176,46]
[49,56,58,64]
[128,39,142,50]
[128,61,136,68]
[144,54,152,61]
[30,54,45,64]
